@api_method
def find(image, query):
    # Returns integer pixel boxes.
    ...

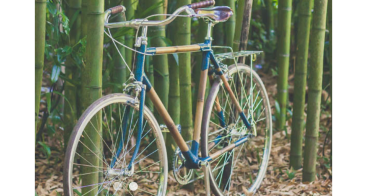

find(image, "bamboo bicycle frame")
[124,22,252,170]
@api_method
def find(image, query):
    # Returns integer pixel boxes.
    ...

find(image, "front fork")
[109,86,146,173]
[110,37,148,172]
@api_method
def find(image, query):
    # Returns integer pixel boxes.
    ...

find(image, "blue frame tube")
[127,44,147,170]
[110,106,131,168]
[128,87,146,170]
[126,37,253,169]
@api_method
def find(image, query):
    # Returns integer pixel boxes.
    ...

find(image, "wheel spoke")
[205,65,272,195]
[66,96,166,196]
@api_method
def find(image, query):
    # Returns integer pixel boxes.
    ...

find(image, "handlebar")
[104,0,215,29]
[110,5,125,15]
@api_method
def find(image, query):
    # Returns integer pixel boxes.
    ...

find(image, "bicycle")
[63,1,272,195]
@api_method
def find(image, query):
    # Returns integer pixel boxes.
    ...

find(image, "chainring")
[172,143,194,185]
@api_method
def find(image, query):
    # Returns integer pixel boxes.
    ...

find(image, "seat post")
[205,21,213,41]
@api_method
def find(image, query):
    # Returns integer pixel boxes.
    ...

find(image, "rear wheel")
[63,93,168,196]
[201,64,272,195]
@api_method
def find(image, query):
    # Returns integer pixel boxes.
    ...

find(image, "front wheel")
[63,93,168,196]
[201,64,272,196]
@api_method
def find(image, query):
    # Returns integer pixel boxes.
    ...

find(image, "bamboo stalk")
[176,0,194,189]
[328,0,333,168]
[290,0,313,170]
[232,0,245,52]
[303,0,328,182]
[110,0,127,93]
[80,0,105,193]
[224,0,236,48]
[176,0,193,147]
[77,0,88,118]
[266,0,275,40]
[141,0,169,124]
[124,0,134,67]
[166,0,181,170]
[64,0,82,150]
[276,0,292,130]
[81,0,88,38]
[213,0,224,46]
[35,0,47,130]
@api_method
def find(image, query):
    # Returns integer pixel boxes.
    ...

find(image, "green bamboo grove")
[80,0,105,193]
[64,0,82,148]
[224,0,236,48]
[34,0,334,194]
[124,0,135,68]
[232,0,246,52]
[265,0,275,40]
[142,0,170,125]
[35,0,47,130]
[213,0,224,45]
[290,0,313,170]
[111,0,127,93]
[303,0,329,182]
[276,0,292,130]
[167,0,181,169]
[178,0,194,188]
[178,0,193,151]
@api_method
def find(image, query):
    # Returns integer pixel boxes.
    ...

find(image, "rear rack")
[214,50,263,62]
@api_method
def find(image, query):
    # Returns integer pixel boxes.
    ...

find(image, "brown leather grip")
[110,5,124,14]
[188,0,215,9]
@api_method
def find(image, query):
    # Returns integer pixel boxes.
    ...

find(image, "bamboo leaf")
[37,141,51,159]
[51,65,61,83]
[171,53,179,66]
[275,100,280,120]
[46,124,56,136]
[153,67,165,77]
[59,74,81,87]
[60,11,70,35]
[73,189,82,196]
[69,9,80,28]
[46,0,57,15]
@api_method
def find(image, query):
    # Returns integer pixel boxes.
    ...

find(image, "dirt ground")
[35,72,332,196]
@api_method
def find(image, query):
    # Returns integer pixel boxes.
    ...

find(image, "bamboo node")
[35,0,47,3]
[86,85,102,90]
[313,27,326,31]
[279,53,290,57]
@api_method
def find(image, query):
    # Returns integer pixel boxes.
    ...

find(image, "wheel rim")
[202,65,272,195]
[64,94,167,196]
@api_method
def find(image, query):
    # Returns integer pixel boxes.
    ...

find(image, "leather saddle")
[195,6,233,22]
